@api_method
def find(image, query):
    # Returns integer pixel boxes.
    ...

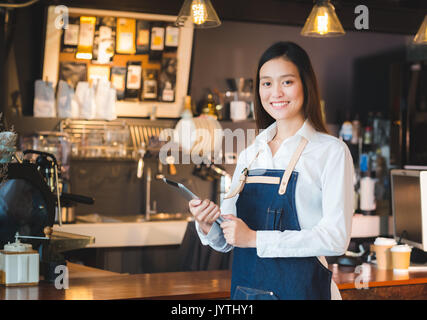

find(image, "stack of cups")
[390,245,412,274]
[373,237,397,270]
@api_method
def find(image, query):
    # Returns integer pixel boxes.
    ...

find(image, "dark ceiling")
[49,0,427,35]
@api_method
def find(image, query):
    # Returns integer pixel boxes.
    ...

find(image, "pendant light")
[413,15,427,44]
[301,0,345,37]
[175,0,221,29]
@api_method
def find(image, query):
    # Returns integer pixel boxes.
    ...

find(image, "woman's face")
[259,57,304,122]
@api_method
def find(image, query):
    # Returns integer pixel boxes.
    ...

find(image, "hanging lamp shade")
[301,0,345,37]
[413,15,427,44]
[175,0,221,29]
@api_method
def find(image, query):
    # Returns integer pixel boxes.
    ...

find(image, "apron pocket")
[233,286,278,300]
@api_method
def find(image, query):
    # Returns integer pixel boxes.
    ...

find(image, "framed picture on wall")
[42,6,194,118]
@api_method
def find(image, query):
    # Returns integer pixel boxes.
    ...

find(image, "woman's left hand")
[220,214,256,248]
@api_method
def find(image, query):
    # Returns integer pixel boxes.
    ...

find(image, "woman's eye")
[282,80,293,86]
[261,81,271,87]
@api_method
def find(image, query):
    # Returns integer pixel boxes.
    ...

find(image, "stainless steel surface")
[130,125,146,179]
[137,157,144,179]
[141,126,147,147]
[156,157,164,180]
[75,213,192,223]
[145,167,157,221]
[130,126,137,151]
[49,230,95,252]
[60,119,131,159]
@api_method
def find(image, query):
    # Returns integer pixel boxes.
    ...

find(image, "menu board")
[43,6,194,118]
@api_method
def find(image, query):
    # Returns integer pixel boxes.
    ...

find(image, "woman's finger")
[198,201,216,221]
[221,214,237,220]
[204,202,218,217]
[196,201,213,219]
[220,220,234,229]
[206,208,220,224]
[189,199,202,207]
[192,200,210,218]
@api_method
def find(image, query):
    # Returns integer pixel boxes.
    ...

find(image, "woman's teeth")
[271,101,290,108]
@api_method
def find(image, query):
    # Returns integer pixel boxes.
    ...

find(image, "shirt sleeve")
[194,152,248,253]
[256,141,355,258]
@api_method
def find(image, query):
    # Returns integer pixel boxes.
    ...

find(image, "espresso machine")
[0,148,95,282]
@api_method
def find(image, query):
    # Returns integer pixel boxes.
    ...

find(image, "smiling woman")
[190,41,355,300]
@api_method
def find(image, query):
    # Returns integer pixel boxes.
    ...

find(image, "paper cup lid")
[391,244,412,252]
[374,237,397,246]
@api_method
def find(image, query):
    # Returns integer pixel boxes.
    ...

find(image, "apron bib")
[226,137,332,300]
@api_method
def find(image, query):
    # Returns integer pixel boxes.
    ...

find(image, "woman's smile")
[270,101,291,109]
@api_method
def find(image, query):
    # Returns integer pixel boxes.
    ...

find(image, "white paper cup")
[391,245,412,274]
[373,237,397,270]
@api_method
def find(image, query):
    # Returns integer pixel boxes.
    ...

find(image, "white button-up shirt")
[196,119,355,299]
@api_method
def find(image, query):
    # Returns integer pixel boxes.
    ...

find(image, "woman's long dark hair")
[254,41,328,134]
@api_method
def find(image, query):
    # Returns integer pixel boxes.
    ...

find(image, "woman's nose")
[272,83,284,98]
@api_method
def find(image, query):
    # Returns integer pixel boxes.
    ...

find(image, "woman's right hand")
[189,199,221,235]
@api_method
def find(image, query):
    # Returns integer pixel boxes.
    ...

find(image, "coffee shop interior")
[1,0,427,300]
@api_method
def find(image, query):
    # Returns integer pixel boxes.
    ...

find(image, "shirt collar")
[255,119,316,146]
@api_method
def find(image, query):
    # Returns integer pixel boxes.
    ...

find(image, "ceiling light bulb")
[191,1,207,25]
[317,12,329,35]
[301,0,345,37]
[175,0,221,29]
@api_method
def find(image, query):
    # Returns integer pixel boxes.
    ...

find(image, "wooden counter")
[331,263,427,299]
[1,262,427,300]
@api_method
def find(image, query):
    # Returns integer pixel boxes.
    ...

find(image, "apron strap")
[224,150,260,199]
[224,136,308,199]
[278,137,308,195]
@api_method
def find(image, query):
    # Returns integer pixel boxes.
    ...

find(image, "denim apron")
[226,137,332,300]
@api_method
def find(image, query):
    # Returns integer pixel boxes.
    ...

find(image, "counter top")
[53,220,189,248]
[52,214,391,248]
[1,262,427,300]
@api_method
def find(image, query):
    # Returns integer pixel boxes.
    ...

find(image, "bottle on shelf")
[339,120,353,143]
[181,95,193,119]
[351,114,361,145]
[363,126,372,145]
[359,153,376,215]
[363,111,374,147]
[201,93,217,118]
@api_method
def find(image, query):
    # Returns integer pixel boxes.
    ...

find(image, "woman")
[189,41,354,300]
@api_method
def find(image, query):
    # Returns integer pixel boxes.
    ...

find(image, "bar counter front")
[1,262,427,300]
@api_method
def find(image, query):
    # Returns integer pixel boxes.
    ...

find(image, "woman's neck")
[274,116,305,141]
